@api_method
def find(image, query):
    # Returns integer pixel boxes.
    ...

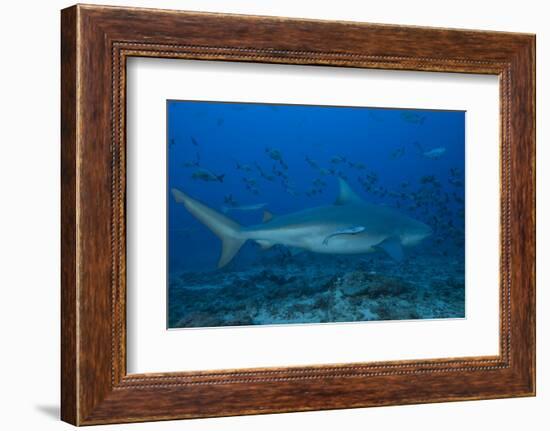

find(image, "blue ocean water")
[167,100,465,328]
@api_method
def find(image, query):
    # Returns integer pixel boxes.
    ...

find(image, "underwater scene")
[167,100,465,329]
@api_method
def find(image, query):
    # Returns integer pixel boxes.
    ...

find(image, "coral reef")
[168,251,465,328]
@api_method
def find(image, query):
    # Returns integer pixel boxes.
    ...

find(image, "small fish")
[423,147,446,159]
[452,193,464,204]
[169,138,176,147]
[307,188,324,197]
[418,175,441,187]
[254,163,275,182]
[272,165,288,179]
[401,111,426,124]
[281,178,296,189]
[191,136,199,147]
[182,151,201,168]
[261,172,275,182]
[414,142,446,159]
[284,187,299,197]
[323,225,366,245]
[363,172,378,184]
[221,202,268,214]
[305,156,319,169]
[348,161,366,170]
[330,155,346,164]
[313,178,326,188]
[224,194,238,206]
[192,168,224,182]
[235,161,253,172]
[376,186,387,197]
[242,177,257,187]
[390,146,405,159]
[265,147,283,161]
[336,171,348,180]
[182,159,200,168]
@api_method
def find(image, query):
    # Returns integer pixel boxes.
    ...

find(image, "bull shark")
[171,179,432,268]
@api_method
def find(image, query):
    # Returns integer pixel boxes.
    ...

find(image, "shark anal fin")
[375,236,404,261]
[262,210,274,223]
[256,240,274,250]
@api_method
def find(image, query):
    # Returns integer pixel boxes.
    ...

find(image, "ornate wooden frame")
[61,4,535,425]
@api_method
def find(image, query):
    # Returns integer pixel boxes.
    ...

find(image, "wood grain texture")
[60,4,536,425]
[60,5,78,425]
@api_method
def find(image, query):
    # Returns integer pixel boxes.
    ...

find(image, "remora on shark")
[172,178,432,268]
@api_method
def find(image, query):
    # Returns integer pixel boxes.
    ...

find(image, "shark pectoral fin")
[262,210,274,223]
[375,236,404,261]
[256,240,274,250]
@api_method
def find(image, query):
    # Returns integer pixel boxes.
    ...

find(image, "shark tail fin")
[171,188,246,268]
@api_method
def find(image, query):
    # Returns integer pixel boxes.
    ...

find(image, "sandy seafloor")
[168,250,465,328]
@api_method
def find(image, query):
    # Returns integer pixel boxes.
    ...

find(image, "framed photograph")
[61,4,535,425]
[166,101,463,329]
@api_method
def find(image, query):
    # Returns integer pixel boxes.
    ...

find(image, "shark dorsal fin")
[263,210,274,223]
[334,178,363,205]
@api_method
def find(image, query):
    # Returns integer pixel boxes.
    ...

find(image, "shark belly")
[245,224,385,255]
[309,234,384,254]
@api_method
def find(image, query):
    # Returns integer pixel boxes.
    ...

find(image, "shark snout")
[422,223,433,238]
[418,223,433,241]
[403,222,432,246]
